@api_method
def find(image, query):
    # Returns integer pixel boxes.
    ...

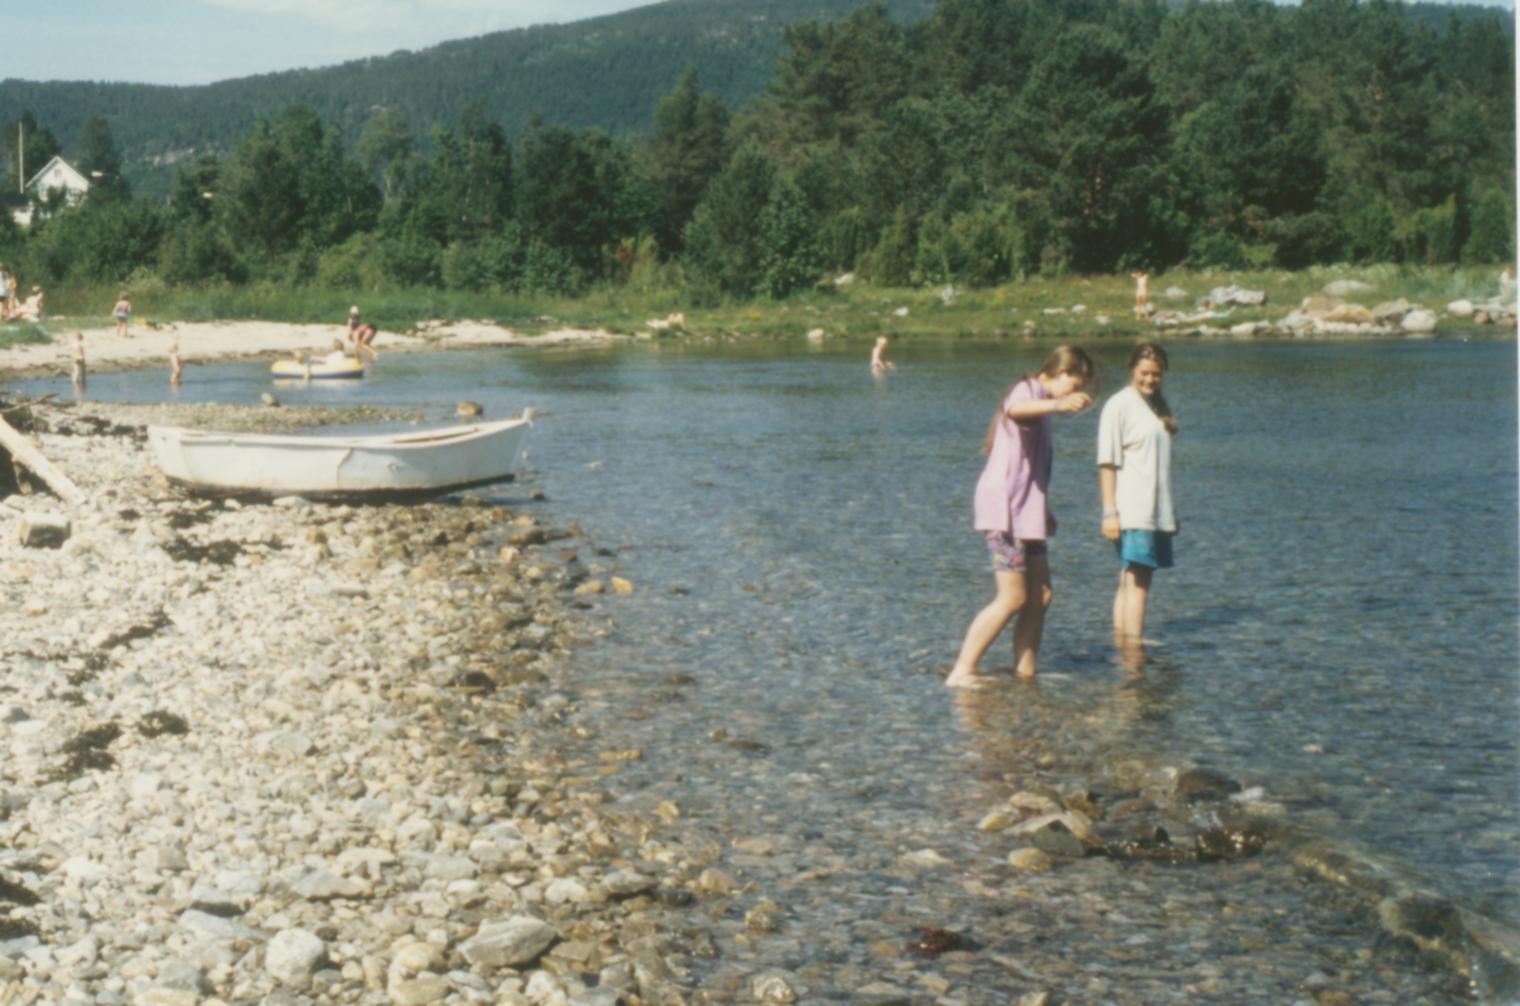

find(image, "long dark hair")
[983,345,1096,451]
[1129,341,1178,434]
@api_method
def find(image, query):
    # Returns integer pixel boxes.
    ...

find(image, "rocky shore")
[0,399,712,1006]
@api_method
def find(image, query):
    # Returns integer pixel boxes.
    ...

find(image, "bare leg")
[947,570,1026,689]
[1114,564,1153,643]
[1011,553,1053,679]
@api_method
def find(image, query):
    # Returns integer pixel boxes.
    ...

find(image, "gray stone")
[603,869,655,898]
[458,915,558,969]
[1029,821,1087,858]
[155,961,211,994]
[267,928,327,983]
[570,991,621,1006]
[388,974,452,1005]
[1403,309,1438,333]
[178,908,262,942]
[291,868,364,901]
[423,855,477,882]
[752,973,798,1003]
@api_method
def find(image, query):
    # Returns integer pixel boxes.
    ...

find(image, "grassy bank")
[39,264,1512,342]
[0,322,53,350]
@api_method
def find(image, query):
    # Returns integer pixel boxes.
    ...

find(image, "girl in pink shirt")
[946,346,1095,688]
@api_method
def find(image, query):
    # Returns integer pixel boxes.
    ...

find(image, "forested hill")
[1,0,1510,197]
[0,0,936,195]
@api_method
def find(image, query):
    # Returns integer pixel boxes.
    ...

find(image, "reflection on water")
[21,337,1517,999]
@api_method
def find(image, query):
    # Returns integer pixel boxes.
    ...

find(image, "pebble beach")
[0,399,712,1006]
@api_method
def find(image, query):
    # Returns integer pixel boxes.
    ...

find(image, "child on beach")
[946,346,1096,688]
[114,293,132,337]
[1098,341,1179,657]
[1132,271,1151,318]
[870,336,895,374]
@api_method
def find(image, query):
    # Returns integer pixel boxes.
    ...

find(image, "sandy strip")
[0,319,630,380]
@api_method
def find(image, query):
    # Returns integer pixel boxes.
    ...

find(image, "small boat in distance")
[270,356,365,380]
[147,413,533,502]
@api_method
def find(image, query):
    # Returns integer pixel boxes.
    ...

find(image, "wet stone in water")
[904,926,968,958]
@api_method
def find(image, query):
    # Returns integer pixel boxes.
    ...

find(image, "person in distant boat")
[168,343,183,386]
[114,292,133,337]
[347,305,378,360]
[322,338,351,366]
[1098,341,1179,663]
[946,345,1096,688]
[1132,271,1151,318]
[70,331,86,386]
[870,336,895,375]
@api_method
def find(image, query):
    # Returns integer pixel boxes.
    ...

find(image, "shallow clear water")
[27,337,1519,996]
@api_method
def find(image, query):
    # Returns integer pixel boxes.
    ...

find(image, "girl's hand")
[1055,392,1092,414]
[1101,514,1121,541]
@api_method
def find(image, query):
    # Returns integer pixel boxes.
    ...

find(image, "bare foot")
[944,667,984,689]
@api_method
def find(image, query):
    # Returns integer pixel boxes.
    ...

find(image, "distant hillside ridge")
[0,0,935,196]
[0,0,1507,198]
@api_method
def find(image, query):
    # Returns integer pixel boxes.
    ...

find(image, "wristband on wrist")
[1102,509,1119,518]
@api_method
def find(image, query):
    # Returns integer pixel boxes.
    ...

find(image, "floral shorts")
[985,532,1047,573]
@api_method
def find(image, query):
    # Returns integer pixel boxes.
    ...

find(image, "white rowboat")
[146,413,533,501]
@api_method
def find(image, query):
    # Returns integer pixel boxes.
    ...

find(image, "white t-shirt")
[1097,386,1176,532]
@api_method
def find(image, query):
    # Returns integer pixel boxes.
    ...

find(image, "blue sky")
[3,0,654,86]
[5,0,1514,87]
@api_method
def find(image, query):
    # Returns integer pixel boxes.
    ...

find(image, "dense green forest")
[0,0,1513,303]
[0,0,937,198]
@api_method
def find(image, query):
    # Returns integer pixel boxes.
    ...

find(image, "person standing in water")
[1098,341,1178,656]
[946,346,1096,688]
[870,336,895,375]
[69,331,86,388]
[168,343,183,386]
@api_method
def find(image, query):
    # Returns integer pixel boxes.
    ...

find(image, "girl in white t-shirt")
[1097,341,1178,653]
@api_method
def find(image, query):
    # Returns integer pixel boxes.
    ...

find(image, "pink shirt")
[972,377,1053,540]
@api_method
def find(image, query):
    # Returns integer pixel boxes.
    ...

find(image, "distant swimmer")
[870,336,895,375]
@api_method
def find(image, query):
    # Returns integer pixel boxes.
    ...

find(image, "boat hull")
[270,358,365,380]
[147,416,532,501]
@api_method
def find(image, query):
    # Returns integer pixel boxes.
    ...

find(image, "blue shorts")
[1117,530,1174,569]
[986,532,1047,573]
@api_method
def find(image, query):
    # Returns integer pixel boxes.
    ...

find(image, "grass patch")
[0,322,53,350]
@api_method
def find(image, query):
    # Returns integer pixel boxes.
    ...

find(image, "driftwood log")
[0,415,84,507]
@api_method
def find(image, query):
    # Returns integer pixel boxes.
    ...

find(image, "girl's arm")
[1005,392,1091,421]
[1099,464,1121,541]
